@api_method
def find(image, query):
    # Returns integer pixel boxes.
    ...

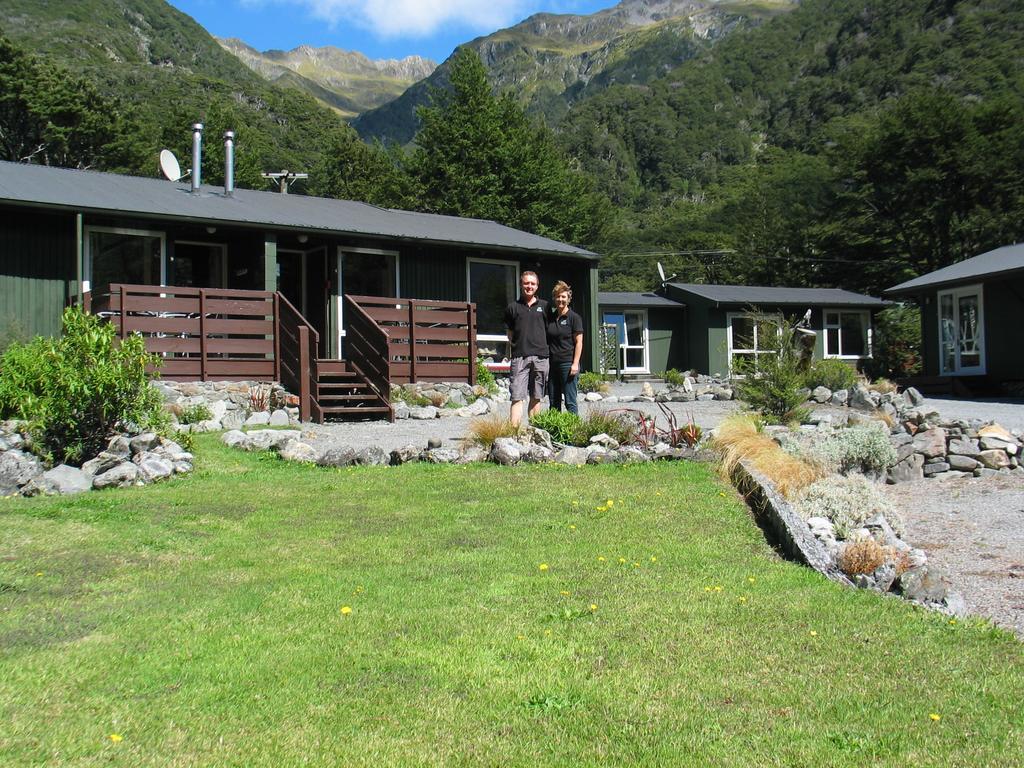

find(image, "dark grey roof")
[598,291,685,308]
[666,282,887,308]
[0,160,597,260]
[887,243,1024,295]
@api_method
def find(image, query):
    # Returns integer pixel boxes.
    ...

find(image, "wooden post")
[118,285,126,340]
[199,288,207,381]
[298,325,311,423]
[408,299,417,384]
[468,302,477,385]
[273,292,281,383]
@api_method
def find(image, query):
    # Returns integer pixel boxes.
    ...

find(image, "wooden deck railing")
[89,284,278,381]
[277,293,318,422]
[343,295,392,405]
[348,295,477,385]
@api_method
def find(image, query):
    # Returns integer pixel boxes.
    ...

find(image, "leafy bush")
[476,358,499,395]
[804,359,857,392]
[792,474,901,539]
[0,307,166,465]
[734,314,812,425]
[529,409,582,444]
[804,423,898,475]
[576,410,636,446]
[866,304,922,380]
[179,402,214,425]
[578,372,610,394]
[660,368,686,387]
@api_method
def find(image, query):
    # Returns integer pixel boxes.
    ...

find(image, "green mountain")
[217,38,435,119]
[0,0,354,184]
[352,0,797,144]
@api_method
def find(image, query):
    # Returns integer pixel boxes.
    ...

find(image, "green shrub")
[804,359,857,392]
[530,409,582,444]
[578,371,610,394]
[866,304,922,380]
[0,307,167,465]
[804,423,898,475]
[792,474,902,539]
[179,402,214,425]
[476,358,499,395]
[660,368,686,387]
[734,313,812,425]
[576,411,636,446]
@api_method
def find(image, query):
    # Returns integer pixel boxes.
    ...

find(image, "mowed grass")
[0,436,1021,767]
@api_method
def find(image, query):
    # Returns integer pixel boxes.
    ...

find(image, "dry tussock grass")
[869,378,899,394]
[712,413,825,498]
[468,415,522,448]
[838,537,887,576]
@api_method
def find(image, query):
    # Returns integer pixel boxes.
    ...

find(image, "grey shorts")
[509,356,549,401]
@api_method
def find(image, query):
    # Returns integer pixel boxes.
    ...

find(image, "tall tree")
[407,47,609,246]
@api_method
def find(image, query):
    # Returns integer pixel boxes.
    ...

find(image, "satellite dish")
[159,149,182,181]
[657,262,666,282]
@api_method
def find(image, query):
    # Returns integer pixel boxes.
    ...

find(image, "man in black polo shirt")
[504,270,549,425]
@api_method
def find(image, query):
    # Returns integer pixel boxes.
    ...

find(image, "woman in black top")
[546,280,584,414]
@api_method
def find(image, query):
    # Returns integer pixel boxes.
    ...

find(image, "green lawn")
[1,436,1021,766]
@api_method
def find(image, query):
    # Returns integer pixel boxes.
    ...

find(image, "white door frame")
[603,308,649,374]
[333,246,400,358]
[83,225,166,293]
[937,284,986,375]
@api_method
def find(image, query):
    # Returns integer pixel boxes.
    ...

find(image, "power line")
[606,249,906,266]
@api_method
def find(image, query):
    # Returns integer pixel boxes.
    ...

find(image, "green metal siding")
[0,207,76,339]
[645,308,686,374]
[984,277,1024,381]
[400,247,465,302]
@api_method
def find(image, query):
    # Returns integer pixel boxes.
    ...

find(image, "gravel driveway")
[297,386,1024,638]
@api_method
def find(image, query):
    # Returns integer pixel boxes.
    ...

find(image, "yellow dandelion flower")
[35,572,43,577]
[718,491,726,497]
[618,557,627,564]
[809,630,818,637]
[929,713,941,722]
[538,563,549,572]
[650,556,657,562]
[632,562,640,568]
[597,556,606,562]
[606,499,614,507]
[560,590,570,596]
[747,577,756,584]
[544,629,552,636]
[739,596,748,603]
[109,734,123,743]
[516,634,525,640]
[589,604,598,612]
[571,500,579,506]
[569,524,577,531]
[596,505,608,512]
[340,606,352,615]
[655,491,662,496]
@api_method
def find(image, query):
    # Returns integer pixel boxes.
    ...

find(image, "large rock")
[22,464,92,496]
[0,449,44,494]
[830,389,849,406]
[222,430,251,449]
[554,446,588,465]
[317,446,357,467]
[269,409,291,427]
[912,427,947,459]
[812,386,832,404]
[409,406,439,420]
[887,453,924,484]
[490,438,522,466]
[129,432,160,455]
[922,461,950,477]
[389,444,421,465]
[354,446,389,466]
[978,424,1014,442]
[903,386,925,406]
[135,452,175,482]
[278,439,320,463]
[93,461,144,489]
[246,430,301,452]
[849,385,879,410]
[244,412,271,427]
[106,435,132,458]
[220,410,246,432]
[978,449,1011,470]
[947,437,981,457]
[947,454,980,472]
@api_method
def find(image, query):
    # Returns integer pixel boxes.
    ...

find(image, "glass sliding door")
[468,258,518,362]
[84,227,164,296]
[938,285,985,375]
[334,247,399,357]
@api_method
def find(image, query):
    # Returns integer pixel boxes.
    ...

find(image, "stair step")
[319,405,392,414]
[317,382,370,391]
[318,395,380,403]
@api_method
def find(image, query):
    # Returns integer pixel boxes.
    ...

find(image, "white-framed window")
[601,309,649,374]
[938,284,985,375]
[84,226,166,295]
[823,309,872,359]
[727,312,779,375]
[467,257,518,362]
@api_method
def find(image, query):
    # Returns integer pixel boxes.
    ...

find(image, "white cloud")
[292,0,534,38]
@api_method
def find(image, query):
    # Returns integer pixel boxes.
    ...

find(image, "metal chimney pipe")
[191,123,203,194]
[223,130,235,197]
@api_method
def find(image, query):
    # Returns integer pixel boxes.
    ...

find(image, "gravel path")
[294,386,1024,637]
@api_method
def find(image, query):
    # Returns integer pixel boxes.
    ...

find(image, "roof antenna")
[261,169,308,194]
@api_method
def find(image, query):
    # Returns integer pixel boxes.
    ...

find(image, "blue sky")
[168,0,615,63]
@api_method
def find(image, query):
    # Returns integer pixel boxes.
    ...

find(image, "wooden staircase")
[313,359,392,422]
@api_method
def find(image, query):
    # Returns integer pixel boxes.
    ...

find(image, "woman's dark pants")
[548,361,578,414]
